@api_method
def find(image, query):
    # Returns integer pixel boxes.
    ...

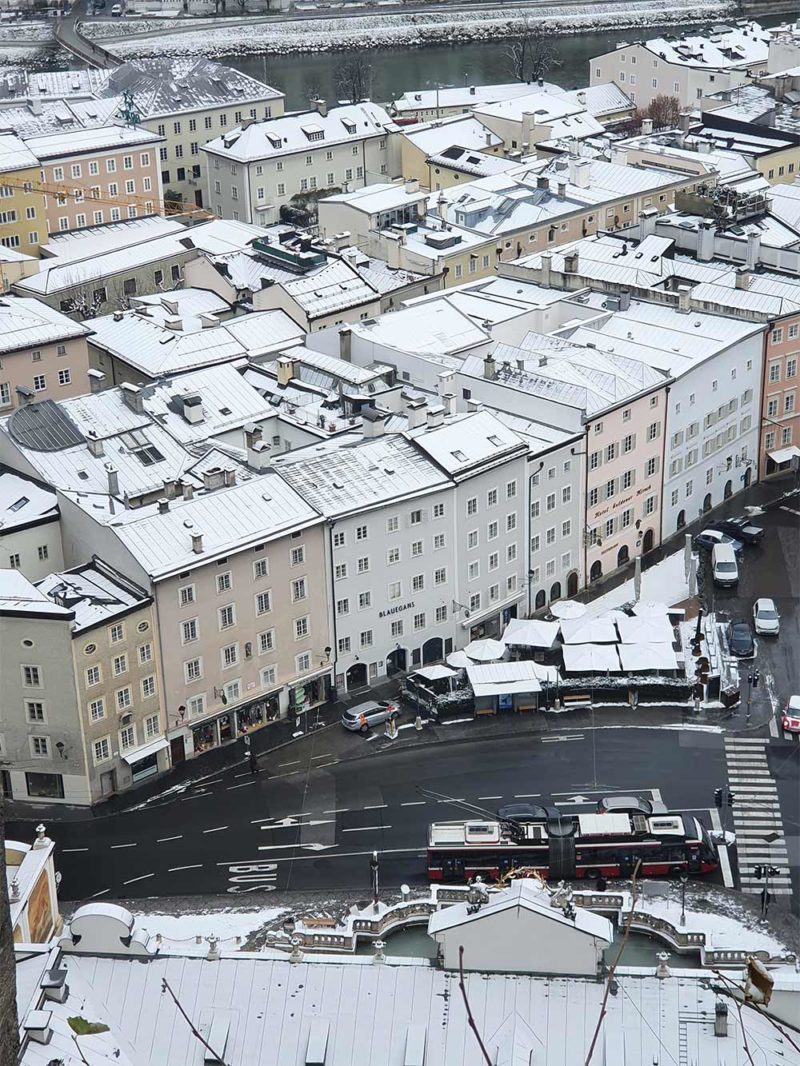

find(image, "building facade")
[0,297,91,411]
[761,313,800,478]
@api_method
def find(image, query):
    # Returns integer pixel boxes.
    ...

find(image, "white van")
[712,542,739,587]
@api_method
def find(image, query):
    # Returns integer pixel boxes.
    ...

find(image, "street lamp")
[679,871,689,927]
[370,850,380,913]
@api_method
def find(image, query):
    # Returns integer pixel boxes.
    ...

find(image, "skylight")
[8,496,29,512]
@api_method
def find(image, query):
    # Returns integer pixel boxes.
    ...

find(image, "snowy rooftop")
[273,433,450,517]
[280,258,379,319]
[322,181,428,216]
[0,131,38,173]
[37,561,149,633]
[352,300,489,356]
[202,101,392,163]
[0,296,90,354]
[392,80,559,114]
[408,275,571,325]
[408,409,527,476]
[636,22,769,70]
[398,113,502,155]
[24,123,162,160]
[561,83,634,118]
[0,466,58,532]
[472,89,596,126]
[0,568,72,618]
[427,146,518,178]
[40,215,187,263]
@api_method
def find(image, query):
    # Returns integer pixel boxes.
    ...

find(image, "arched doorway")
[723,479,732,499]
[676,509,686,531]
[386,647,407,675]
[550,581,562,602]
[642,528,655,554]
[617,545,630,568]
[346,662,368,690]
[590,560,603,582]
[702,493,712,513]
[567,571,579,597]
[744,466,752,488]
[422,637,444,665]
[535,589,547,611]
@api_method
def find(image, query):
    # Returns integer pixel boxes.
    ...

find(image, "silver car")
[341,700,400,732]
[753,598,780,636]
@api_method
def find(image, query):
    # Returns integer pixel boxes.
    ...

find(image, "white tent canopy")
[501,618,560,648]
[616,615,675,645]
[446,650,472,669]
[465,638,506,662]
[631,601,670,618]
[550,600,587,620]
[467,661,543,697]
[617,644,678,672]
[414,665,457,681]
[560,617,619,645]
[561,644,622,673]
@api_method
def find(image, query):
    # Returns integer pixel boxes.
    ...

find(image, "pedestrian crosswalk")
[724,737,793,897]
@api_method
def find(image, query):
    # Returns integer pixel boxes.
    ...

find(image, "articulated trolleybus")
[427,811,719,883]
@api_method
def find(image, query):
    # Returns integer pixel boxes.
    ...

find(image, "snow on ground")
[85,0,734,58]
[582,548,694,620]
[133,906,287,945]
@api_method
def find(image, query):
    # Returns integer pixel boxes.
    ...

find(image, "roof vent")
[305,1017,329,1065]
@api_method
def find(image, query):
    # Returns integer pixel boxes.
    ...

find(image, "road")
[11,727,733,902]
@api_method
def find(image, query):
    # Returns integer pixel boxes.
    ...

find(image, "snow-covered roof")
[281,258,379,319]
[561,83,635,118]
[427,146,518,178]
[408,409,526,476]
[40,215,187,262]
[0,467,58,532]
[399,113,502,155]
[321,181,428,216]
[0,296,90,354]
[352,300,489,356]
[24,123,162,160]
[36,561,149,634]
[638,22,769,70]
[202,101,392,163]
[0,131,39,173]
[472,89,594,126]
[392,80,559,114]
[0,568,72,618]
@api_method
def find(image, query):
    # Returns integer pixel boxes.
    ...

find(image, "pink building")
[0,296,91,411]
[761,314,800,479]
[584,385,669,583]
[24,126,164,237]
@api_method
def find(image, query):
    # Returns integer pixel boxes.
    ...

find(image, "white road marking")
[202,826,229,834]
[478,795,502,801]
[228,780,256,790]
[779,504,800,516]
[315,761,338,769]
[542,735,584,744]
[90,889,110,898]
[514,793,542,799]
[218,846,425,867]
[324,808,350,814]
[342,825,393,833]
[257,843,338,852]
[199,778,223,787]
[169,864,204,872]
[123,873,155,886]
[261,819,334,829]
[181,792,212,800]
[234,771,252,779]
[279,760,302,767]
[156,835,183,843]
[110,843,137,849]
[312,753,334,760]
[363,804,388,810]
[400,801,426,807]
[61,848,89,853]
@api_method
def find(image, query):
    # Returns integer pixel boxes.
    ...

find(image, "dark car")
[596,795,667,817]
[497,802,561,824]
[694,529,743,553]
[710,518,764,545]
[727,620,755,658]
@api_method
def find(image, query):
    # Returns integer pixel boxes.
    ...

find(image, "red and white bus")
[427,812,719,883]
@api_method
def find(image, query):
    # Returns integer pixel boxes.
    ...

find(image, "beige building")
[0,296,91,411]
[395,114,504,189]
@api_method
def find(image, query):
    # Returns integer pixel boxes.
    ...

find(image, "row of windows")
[766,394,796,418]
[57,204,149,232]
[51,154,150,182]
[765,426,795,450]
[768,357,798,380]
[177,551,302,606]
[332,506,447,547]
[157,105,274,142]
[530,552,573,585]
[531,522,572,555]
[92,714,161,766]
[7,545,50,568]
[530,486,571,518]
[588,498,657,544]
[184,652,315,719]
[23,369,73,393]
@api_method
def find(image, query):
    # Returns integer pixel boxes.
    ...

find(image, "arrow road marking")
[258,843,338,852]
[542,735,584,744]
[261,819,335,829]
[555,795,592,805]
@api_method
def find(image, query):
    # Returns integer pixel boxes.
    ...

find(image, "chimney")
[745,230,761,271]
[714,1002,728,1038]
[202,468,226,491]
[248,438,271,472]
[222,468,237,487]
[563,250,579,274]
[157,497,170,514]
[679,110,693,135]
[483,353,496,380]
[86,432,104,458]
[113,310,124,322]
[276,355,297,386]
[105,463,119,496]
[569,159,591,188]
[164,315,183,332]
[199,313,219,328]
[180,393,205,424]
[466,398,483,413]
[88,368,105,393]
[314,97,328,117]
[735,268,750,290]
[406,396,428,429]
[339,326,352,362]
[27,98,42,116]
[426,404,445,428]
[22,1010,53,1046]
[441,392,456,417]
[405,177,419,194]
[638,206,658,238]
[540,251,552,287]
[485,130,493,147]
[619,288,631,311]
[537,174,549,191]
[641,117,653,135]
[577,90,587,106]
[610,147,628,166]
[191,531,204,554]
[361,406,386,438]
[469,85,476,95]
[182,481,194,501]
[557,181,567,200]
[16,384,34,406]
[697,219,716,262]
[678,287,691,313]
[120,382,144,413]
[244,422,263,449]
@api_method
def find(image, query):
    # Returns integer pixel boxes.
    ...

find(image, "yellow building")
[0,133,44,258]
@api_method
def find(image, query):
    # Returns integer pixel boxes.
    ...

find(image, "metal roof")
[8,400,85,453]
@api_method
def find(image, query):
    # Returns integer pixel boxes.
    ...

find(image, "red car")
[782,696,800,734]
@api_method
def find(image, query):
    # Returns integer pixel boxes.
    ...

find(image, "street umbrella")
[631,601,669,618]
[464,638,506,662]
[549,600,587,621]
[446,650,472,669]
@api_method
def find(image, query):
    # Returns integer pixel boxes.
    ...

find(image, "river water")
[218,22,703,109]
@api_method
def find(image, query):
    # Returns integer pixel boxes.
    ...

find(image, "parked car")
[111,3,122,14]
[727,620,755,658]
[752,598,780,636]
[341,700,399,732]
[709,518,764,545]
[694,529,743,553]
[497,803,561,823]
[596,795,667,817]
[782,695,800,734]
[711,543,739,587]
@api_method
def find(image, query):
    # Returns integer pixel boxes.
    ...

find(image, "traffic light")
[727,791,736,808]
[752,671,760,689]
[714,788,723,808]
[754,864,764,879]
[747,673,753,687]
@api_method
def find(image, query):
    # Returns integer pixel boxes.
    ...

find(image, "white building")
[201,101,398,225]
[0,466,62,581]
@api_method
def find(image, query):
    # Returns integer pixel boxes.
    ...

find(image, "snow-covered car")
[752,598,780,636]
[782,695,800,734]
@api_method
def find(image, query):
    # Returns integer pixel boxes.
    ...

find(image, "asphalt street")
[14,727,733,903]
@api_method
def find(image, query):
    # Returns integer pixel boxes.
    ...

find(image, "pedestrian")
[249,748,258,775]
[596,875,607,893]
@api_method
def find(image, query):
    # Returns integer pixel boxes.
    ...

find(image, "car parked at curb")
[727,620,755,658]
[694,529,743,553]
[782,695,800,734]
[752,598,780,636]
[596,795,668,817]
[341,700,399,732]
[709,518,764,545]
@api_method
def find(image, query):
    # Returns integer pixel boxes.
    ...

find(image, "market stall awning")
[120,737,169,765]
[768,445,800,465]
[561,644,622,673]
[550,600,587,620]
[617,643,678,672]
[466,661,542,697]
[414,665,457,681]
[465,638,506,662]
[631,601,670,619]
[501,618,560,648]
[446,650,472,669]
[560,617,619,645]
[616,615,675,645]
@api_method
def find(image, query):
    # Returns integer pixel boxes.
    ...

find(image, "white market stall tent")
[561,644,623,674]
[500,617,561,650]
[560,617,619,645]
[617,643,679,673]
[616,615,675,645]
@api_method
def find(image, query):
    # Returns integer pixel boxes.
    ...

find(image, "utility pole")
[370,850,380,912]
[714,786,735,834]
[744,669,760,723]
[754,863,780,919]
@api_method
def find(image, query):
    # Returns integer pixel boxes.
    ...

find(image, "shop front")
[465,594,522,642]
[289,668,331,723]
[189,689,284,756]
[121,737,170,784]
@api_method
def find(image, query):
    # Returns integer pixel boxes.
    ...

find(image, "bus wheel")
[585,869,599,881]
[669,866,684,878]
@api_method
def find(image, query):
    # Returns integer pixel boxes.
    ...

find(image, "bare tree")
[0,805,20,1066]
[636,94,682,130]
[336,54,373,103]
[505,20,561,84]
